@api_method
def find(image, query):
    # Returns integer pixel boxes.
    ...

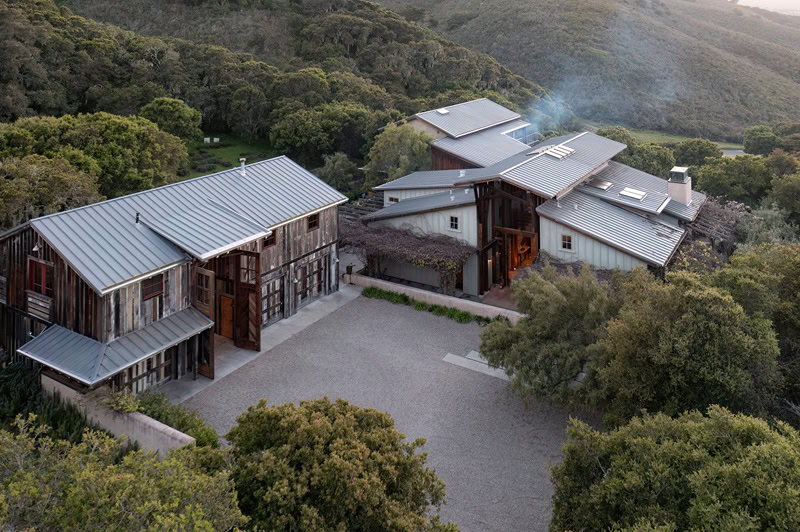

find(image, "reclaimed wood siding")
[0,227,103,341]
[261,207,337,275]
[105,263,191,343]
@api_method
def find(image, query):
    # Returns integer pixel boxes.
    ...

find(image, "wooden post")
[192,335,198,381]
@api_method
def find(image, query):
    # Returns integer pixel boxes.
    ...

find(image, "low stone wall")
[41,375,195,456]
[347,273,523,325]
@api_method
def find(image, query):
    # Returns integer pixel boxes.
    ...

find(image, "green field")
[585,122,744,150]
[185,134,278,179]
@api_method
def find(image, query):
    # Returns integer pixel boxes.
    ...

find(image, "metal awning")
[18,307,213,386]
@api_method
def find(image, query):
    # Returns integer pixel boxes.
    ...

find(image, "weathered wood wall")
[105,263,191,343]
[0,227,103,357]
[431,146,480,171]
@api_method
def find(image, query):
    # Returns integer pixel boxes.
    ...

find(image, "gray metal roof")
[577,173,670,215]
[18,307,213,386]
[415,98,521,138]
[454,132,627,198]
[30,156,347,294]
[375,169,481,191]
[591,162,706,221]
[364,189,475,222]
[141,202,269,261]
[536,191,686,267]
[431,119,532,167]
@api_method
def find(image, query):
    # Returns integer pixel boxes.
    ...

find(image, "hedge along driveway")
[182,296,588,532]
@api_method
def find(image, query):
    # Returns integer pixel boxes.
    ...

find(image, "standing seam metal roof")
[363,189,475,222]
[536,191,686,267]
[430,119,532,167]
[374,169,481,190]
[452,133,627,198]
[29,156,347,294]
[415,98,521,138]
[17,307,214,386]
[590,162,706,221]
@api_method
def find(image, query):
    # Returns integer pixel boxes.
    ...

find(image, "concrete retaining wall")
[41,375,195,456]
[347,273,523,325]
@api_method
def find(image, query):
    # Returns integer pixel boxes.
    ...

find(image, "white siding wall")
[383,188,458,206]
[540,217,646,271]
[373,204,478,247]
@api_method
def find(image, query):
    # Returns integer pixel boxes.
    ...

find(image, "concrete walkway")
[160,284,362,403]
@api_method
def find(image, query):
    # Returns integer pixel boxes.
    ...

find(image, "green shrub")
[430,305,449,317]
[0,364,92,443]
[104,390,140,413]
[361,286,484,325]
[454,311,473,324]
[137,392,219,447]
[413,301,429,311]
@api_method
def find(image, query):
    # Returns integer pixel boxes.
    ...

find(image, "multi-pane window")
[195,272,210,305]
[388,197,400,203]
[28,258,54,298]
[449,216,459,231]
[307,213,319,232]
[561,235,573,251]
[263,232,276,248]
[240,254,257,284]
[142,274,163,300]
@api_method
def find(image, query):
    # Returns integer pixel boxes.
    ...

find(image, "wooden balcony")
[26,290,52,322]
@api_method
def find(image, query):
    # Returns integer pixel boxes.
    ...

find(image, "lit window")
[142,274,163,300]
[263,232,276,248]
[307,213,319,232]
[388,197,400,203]
[561,235,573,251]
[28,258,54,298]
[449,216,459,230]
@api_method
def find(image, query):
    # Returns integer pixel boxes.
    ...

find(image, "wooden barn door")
[234,251,261,351]
[194,266,215,378]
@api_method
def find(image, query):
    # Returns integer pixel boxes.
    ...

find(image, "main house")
[0,157,346,393]
[363,100,705,297]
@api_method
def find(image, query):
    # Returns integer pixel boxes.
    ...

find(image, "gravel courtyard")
[183,295,585,531]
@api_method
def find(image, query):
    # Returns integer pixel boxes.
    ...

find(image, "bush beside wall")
[137,392,219,448]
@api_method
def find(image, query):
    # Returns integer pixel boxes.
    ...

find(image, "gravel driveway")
[183,296,584,531]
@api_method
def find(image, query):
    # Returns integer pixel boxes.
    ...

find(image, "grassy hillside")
[375,0,800,141]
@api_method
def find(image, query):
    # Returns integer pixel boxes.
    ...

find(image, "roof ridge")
[28,155,290,225]
[500,132,587,176]
[417,97,488,114]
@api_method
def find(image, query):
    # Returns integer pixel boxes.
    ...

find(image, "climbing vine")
[340,219,476,295]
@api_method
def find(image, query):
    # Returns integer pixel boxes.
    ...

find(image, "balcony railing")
[26,290,52,322]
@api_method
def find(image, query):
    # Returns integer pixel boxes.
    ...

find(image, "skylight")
[435,108,450,115]
[619,187,647,201]
[546,145,576,159]
[586,177,612,190]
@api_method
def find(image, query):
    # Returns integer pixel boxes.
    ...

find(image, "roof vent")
[435,108,450,115]
[135,212,140,224]
[619,187,647,201]
[239,157,247,177]
[459,169,465,177]
[574,204,578,211]
[586,177,612,190]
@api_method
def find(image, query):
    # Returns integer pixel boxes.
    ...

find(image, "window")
[449,216,460,231]
[307,213,319,232]
[263,232,276,248]
[142,274,163,300]
[195,272,210,305]
[388,197,400,203]
[28,258,53,298]
[561,235,573,251]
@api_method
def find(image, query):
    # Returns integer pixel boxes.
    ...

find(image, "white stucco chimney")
[668,166,692,205]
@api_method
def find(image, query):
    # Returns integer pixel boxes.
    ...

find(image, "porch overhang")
[18,307,214,387]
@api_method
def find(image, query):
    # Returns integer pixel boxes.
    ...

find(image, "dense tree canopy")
[744,125,779,155]
[551,406,800,531]
[139,97,203,141]
[0,416,246,530]
[673,137,722,168]
[596,126,675,178]
[364,123,432,187]
[226,398,456,531]
[482,266,783,426]
[695,155,774,206]
[0,113,187,198]
[0,155,102,230]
